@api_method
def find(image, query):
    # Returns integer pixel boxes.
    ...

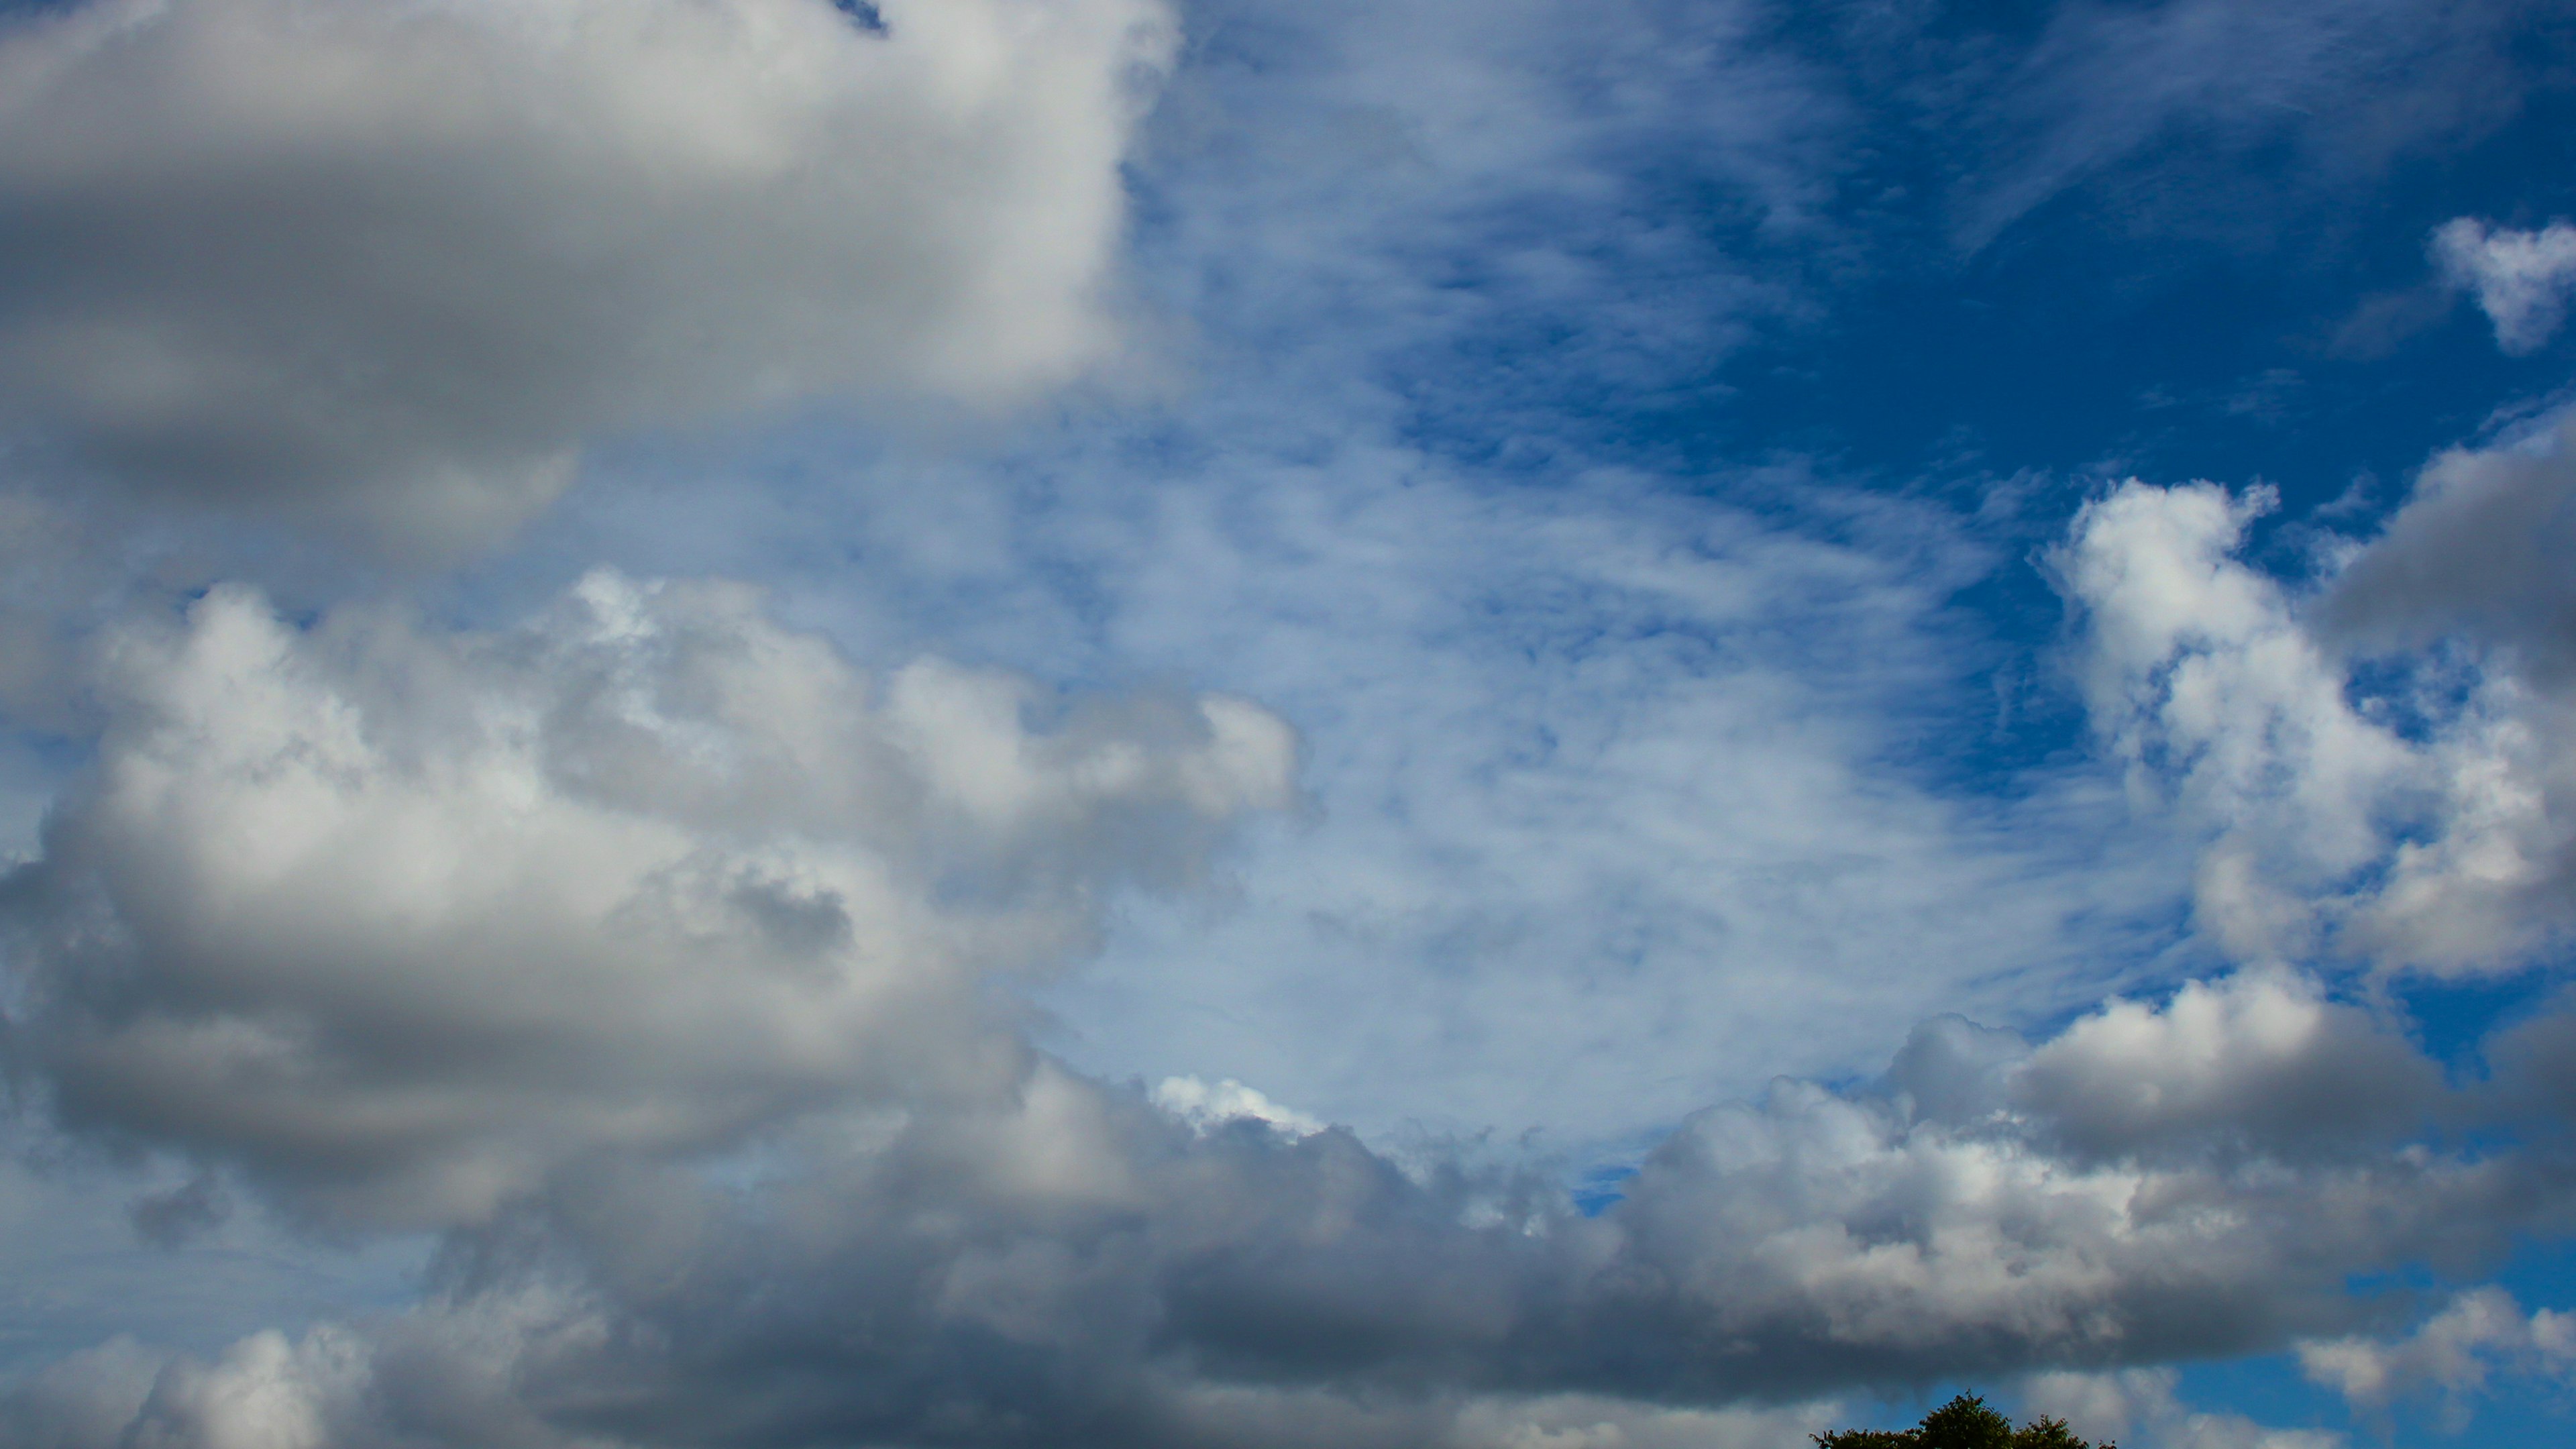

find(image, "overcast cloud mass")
[2,1,2575,1447]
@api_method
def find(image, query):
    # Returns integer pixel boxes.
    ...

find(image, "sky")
[1,1,2575,1446]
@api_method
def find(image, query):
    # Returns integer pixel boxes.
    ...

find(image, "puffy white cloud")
[0,0,1173,553]
[2055,480,2414,964]
[2432,217,2576,354]
[2011,969,2440,1162]
[2058,421,2576,975]
[2023,1368,2347,1449]
[121,1328,368,1449]
[1151,1075,1328,1139]
[0,570,1295,1227]
[2297,1287,2576,1421]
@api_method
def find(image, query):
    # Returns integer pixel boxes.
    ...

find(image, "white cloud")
[3,8,2574,1444]
[2012,969,2439,1161]
[0,570,1294,1227]
[2432,217,2576,354]
[2298,1287,2576,1423]
[1151,1075,1328,1138]
[122,1328,366,1449]
[2055,480,2414,964]
[2023,1368,2347,1449]
[2058,423,2576,975]
[0,0,1173,553]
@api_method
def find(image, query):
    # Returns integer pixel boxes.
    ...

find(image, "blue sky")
[3,2,2576,1446]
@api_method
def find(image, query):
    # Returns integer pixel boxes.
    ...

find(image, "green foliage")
[1813,1394,2114,1449]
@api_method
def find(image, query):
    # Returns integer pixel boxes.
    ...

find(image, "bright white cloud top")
[0,1,2573,1448]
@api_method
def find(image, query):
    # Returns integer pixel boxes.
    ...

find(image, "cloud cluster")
[2433,218,2576,354]
[1,4,2573,1446]
[0,0,1173,553]
[2057,409,2576,974]
[2298,1287,2576,1421]
[0,572,1295,1227]
[0,543,2559,1445]
[2025,1367,2349,1449]
[7,916,2565,1448]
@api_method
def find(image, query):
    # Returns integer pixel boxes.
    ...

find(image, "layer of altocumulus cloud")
[3,545,2575,1447]
[0,0,1172,554]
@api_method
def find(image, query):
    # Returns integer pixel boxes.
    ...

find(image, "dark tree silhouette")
[1813,1393,2112,1449]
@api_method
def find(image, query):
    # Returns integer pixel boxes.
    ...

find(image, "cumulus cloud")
[2432,218,2576,354]
[1151,1075,1328,1139]
[0,571,1295,1227]
[2024,1368,2347,1449]
[2055,480,2415,964]
[2010,969,2440,1161]
[2321,409,2576,679]
[2057,415,2576,974]
[2298,1287,2576,1422]
[11,562,2562,1448]
[11,946,2566,1447]
[0,0,1174,553]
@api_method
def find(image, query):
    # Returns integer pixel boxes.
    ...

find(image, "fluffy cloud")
[2024,1368,2347,1449]
[2055,480,2415,964]
[0,0,1173,553]
[11,561,2560,1448]
[9,952,2564,1447]
[2298,1287,2576,1421]
[2432,218,2576,354]
[2009,969,2440,1161]
[0,572,1295,1227]
[2322,409,2576,679]
[2058,413,2576,975]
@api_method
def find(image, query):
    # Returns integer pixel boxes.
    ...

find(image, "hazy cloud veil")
[1,2,2574,1448]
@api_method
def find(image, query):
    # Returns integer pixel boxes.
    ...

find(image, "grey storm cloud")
[0,0,1173,554]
